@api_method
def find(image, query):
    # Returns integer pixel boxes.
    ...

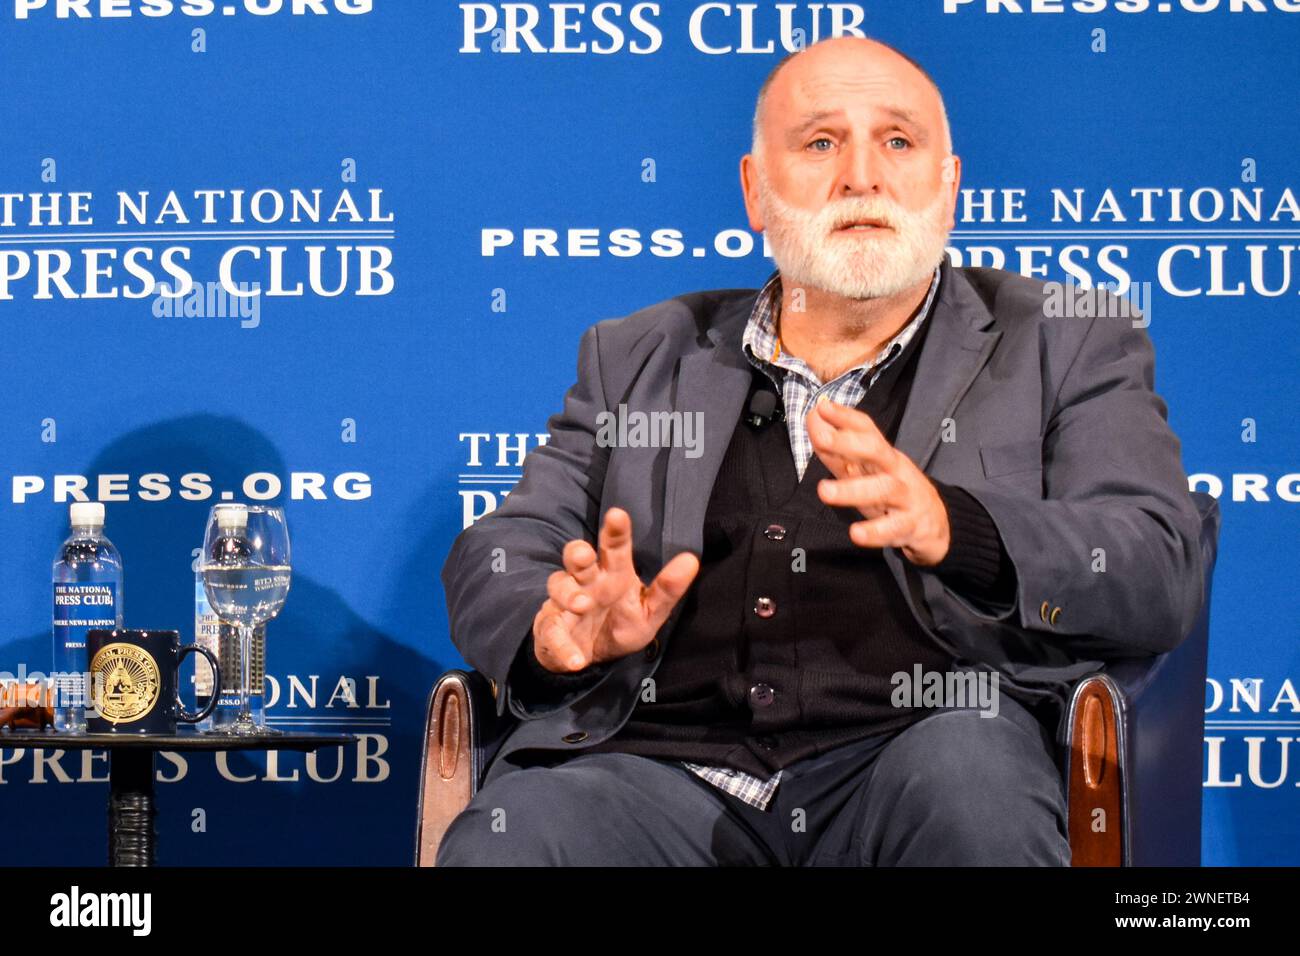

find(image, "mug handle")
[177,645,221,724]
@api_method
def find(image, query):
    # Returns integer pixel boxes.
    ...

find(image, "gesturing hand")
[531,507,700,673]
[807,398,951,567]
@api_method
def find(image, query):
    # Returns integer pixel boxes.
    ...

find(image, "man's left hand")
[807,398,950,567]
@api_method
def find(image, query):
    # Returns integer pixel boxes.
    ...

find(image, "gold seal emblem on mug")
[89,643,162,724]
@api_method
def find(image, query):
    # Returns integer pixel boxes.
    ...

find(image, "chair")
[417,491,1221,866]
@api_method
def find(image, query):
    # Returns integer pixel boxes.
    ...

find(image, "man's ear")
[740,153,764,233]
[942,154,962,231]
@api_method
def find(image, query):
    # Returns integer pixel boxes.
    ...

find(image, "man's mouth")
[834,219,891,233]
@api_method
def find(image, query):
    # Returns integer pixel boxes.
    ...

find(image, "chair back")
[1104,490,1221,865]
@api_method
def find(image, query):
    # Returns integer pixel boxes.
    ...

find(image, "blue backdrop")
[0,0,1296,865]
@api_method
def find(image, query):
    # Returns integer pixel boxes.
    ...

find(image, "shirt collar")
[742,264,942,385]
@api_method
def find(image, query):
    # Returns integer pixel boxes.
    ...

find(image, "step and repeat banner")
[0,1,1295,866]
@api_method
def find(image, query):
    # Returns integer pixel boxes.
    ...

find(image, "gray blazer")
[441,260,1205,789]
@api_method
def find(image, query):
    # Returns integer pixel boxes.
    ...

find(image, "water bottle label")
[53,582,118,710]
[53,583,118,638]
[194,579,221,696]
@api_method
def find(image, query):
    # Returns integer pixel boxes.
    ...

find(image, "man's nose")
[834,142,882,197]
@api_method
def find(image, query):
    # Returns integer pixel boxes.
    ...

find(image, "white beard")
[756,166,952,300]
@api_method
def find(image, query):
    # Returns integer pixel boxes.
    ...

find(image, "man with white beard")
[438,36,1204,866]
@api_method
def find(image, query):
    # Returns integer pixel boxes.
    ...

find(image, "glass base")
[202,718,282,737]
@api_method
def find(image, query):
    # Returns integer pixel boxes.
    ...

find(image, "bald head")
[751,37,952,161]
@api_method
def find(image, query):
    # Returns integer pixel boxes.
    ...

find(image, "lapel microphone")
[745,389,784,428]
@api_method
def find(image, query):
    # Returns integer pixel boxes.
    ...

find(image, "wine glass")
[198,503,291,736]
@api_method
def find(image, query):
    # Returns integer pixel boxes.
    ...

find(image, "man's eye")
[887,136,912,150]
[807,137,833,152]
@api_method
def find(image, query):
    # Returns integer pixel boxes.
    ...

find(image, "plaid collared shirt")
[680,264,942,811]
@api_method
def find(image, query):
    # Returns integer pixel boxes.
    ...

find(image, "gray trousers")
[436,690,1071,866]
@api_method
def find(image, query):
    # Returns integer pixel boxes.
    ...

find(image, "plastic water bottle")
[194,570,222,731]
[198,507,267,730]
[52,502,124,732]
[213,622,266,729]
[194,574,265,730]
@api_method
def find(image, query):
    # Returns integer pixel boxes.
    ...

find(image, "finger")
[546,569,595,614]
[808,404,895,474]
[816,398,887,437]
[803,409,852,478]
[643,551,701,628]
[534,609,591,671]
[597,506,636,576]
[805,404,864,479]
[818,472,902,515]
[562,538,600,586]
[847,511,914,550]
[808,399,889,454]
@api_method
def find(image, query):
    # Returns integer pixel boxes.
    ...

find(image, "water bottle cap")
[215,504,249,530]
[69,502,104,527]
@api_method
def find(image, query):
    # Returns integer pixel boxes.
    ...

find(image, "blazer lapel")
[660,293,756,560]
[893,261,1002,472]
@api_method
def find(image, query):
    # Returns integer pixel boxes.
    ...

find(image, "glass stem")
[239,623,253,726]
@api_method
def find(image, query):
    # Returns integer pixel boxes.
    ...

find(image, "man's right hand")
[531,507,700,673]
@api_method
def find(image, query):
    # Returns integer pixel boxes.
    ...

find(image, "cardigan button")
[643,638,660,661]
[756,735,778,750]
[562,731,588,744]
[763,524,787,541]
[749,683,776,708]
[754,596,777,619]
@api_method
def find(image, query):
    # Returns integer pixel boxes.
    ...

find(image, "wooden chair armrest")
[415,671,496,866]
[1065,674,1125,867]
